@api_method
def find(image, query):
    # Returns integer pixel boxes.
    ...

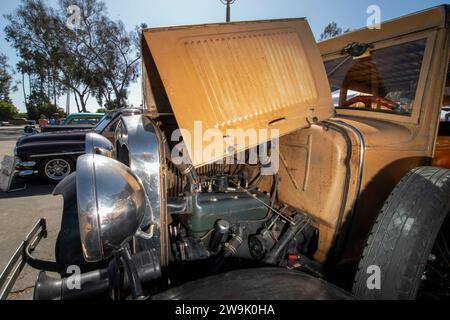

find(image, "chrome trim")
[85,132,115,158]
[115,115,169,266]
[16,161,36,168]
[17,170,34,177]
[44,158,71,181]
[76,154,146,262]
[29,151,84,159]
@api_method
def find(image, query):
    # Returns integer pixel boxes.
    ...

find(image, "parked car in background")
[40,112,105,133]
[14,108,141,183]
[62,112,104,125]
[9,118,28,126]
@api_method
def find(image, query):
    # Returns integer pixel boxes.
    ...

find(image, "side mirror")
[76,154,146,262]
[85,132,115,158]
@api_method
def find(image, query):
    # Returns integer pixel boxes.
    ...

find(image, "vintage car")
[13,109,141,183]
[318,6,450,298]
[38,113,105,134]
[62,112,104,125]
[0,6,449,300]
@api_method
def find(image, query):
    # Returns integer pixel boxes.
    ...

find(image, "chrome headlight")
[76,154,146,262]
[85,132,115,158]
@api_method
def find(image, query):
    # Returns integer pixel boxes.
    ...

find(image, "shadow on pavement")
[0,177,55,199]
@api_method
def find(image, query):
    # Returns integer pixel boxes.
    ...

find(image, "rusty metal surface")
[314,5,450,264]
[143,19,333,167]
[433,136,450,169]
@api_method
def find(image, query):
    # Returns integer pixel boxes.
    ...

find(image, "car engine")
[38,113,320,299]
[164,158,319,284]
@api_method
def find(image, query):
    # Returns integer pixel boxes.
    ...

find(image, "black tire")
[352,167,450,300]
[38,156,75,183]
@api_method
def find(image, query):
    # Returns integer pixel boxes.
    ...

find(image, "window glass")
[105,119,119,133]
[324,39,427,116]
[95,114,114,133]
[71,117,101,125]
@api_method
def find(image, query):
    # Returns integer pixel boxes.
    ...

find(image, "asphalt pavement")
[0,128,63,300]
[0,126,24,141]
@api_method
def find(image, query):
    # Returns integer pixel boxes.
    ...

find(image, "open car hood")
[142,18,333,167]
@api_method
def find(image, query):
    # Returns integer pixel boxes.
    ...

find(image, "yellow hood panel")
[143,19,333,167]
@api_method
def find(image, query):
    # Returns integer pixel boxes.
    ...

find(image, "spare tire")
[353,167,450,300]
[154,268,355,300]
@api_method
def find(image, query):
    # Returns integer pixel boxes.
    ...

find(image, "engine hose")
[212,227,244,274]
[263,215,310,265]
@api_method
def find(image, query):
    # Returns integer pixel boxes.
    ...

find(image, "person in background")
[50,113,61,125]
[38,114,48,128]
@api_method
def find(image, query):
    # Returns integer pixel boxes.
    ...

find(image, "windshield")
[95,113,114,133]
[324,38,427,116]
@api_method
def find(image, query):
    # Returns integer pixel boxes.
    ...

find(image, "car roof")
[318,5,449,57]
[66,113,104,118]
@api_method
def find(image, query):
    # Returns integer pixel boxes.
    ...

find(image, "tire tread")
[352,167,450,300]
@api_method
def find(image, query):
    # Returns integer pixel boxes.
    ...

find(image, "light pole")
[220,0,237,23]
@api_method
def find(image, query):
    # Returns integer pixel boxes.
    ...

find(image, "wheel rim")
[44,159,71,181]
[418,216,450,300]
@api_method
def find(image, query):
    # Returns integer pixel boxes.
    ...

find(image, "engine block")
[178,190,270,238]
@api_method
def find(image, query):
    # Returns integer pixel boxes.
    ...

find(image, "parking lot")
[0,127,63,300]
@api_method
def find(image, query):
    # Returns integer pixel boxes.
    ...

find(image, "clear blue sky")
[0,0,446,113]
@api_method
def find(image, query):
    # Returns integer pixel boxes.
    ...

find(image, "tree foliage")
[4,0,141,113]
[0,54,19,121]
[0,100,19,121]
[26,90,58,120]
[319,22,351,41]
[0,54,16,103]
